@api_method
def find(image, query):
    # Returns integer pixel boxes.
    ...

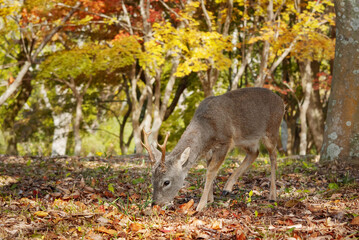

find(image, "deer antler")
[141,129,155,163]
[157,132,170,169]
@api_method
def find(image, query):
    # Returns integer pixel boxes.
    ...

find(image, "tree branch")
[200,0,212,31]
[0,2,81,106]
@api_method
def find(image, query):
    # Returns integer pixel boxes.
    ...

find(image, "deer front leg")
[223,150,259,195]
[197,166,220,211]
[197,147,228,211]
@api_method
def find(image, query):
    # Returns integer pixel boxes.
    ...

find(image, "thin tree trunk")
[306,61,324,152]
[52,112,72,156]
[41,84,72,156]
[73,97,83,155]
[3,78,32,155]
[298,59,313,155]
[255,0,273,87]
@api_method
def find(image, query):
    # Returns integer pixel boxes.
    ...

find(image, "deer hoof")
[221,190,231,196]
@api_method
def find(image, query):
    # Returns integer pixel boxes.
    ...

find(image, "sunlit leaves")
[0,0,21,18]
[142,19,232,78]
[248,0,335,62]
[38,36,142,82]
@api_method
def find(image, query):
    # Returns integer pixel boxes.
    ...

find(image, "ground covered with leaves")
[0,154,359,239]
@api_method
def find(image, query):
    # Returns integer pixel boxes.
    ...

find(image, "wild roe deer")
[142,87,285,211]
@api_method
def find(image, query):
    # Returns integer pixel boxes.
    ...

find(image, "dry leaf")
[53,217,63,224]
[152,205,165,215]
[351,216,359,225]
[211,220,222,230]
[307,204,321,212]
[129,222,143,232]
[159,226,174,233]
[220,209,230,218]
[235,229,246,240]
[179,199,194,211]
[284,199,300,208]
[95,226,117,235]
[34,211,49,217]
[191,218,206,226]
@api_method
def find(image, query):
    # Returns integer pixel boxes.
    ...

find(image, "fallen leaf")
[211,220,222,230]
[191,218,206,226]
[53,217,63,224]
[351,216,359,225]
[129,222,143,232]
[284,199,300,208]
[236,229,246,240]
[63,190,81,200]
[330,193,342,199]
[84,186,95,193]
[103,191,114,198]
[34,211,49,217]
[307,204,322,212]
[152,205,165,215]
[159,226,175,233]
[219,209,231,218]
[179,199,194,210]
[95,226,117,235]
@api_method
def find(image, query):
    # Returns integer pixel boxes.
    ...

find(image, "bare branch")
[222,0,233,36]
[31,1,81,62]
[200,0,212,31]
[0,61,25,70]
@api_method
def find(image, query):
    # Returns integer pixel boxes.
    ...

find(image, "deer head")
[142,129,191,207]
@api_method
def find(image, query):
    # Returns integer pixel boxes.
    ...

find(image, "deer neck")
[170,126,208,171]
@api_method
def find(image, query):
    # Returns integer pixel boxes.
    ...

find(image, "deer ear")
[179,147,191,167]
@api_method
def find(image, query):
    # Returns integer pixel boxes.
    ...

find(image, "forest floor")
[0,154,359,239]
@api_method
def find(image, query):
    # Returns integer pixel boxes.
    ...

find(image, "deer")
[142,87,285,211]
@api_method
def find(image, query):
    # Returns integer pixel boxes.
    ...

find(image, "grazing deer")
[142,87,285,211]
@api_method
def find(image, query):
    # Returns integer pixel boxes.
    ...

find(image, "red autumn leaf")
[95,226,117,235]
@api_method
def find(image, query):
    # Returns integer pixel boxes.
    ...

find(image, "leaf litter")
[0,155,358,239]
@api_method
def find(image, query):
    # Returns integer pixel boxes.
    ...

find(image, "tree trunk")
[255,0,273,87]
[73,96,83,155]
[41,84,72,156]
[52,112,72,156]
[320,1,359,167]
[306,61,324,152]
[298,59,313,155]
[3,78,32,155]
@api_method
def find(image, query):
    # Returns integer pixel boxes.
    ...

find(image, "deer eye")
[163,180,170,186]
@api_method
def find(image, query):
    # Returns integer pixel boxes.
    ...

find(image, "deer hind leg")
[262,135,278,201]
[197,145,229,211]
[222,148,259,195]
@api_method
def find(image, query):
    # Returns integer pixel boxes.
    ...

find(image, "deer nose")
[151,202,156,207]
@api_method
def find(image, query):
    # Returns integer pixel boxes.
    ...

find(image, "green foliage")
[38,37,142,82]
[328,183,339,190]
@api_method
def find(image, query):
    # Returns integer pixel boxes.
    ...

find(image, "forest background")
[0,0,336,159]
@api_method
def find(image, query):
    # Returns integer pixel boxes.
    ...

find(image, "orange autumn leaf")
[95,226,117,235]
[211,220,222,230]
[130,222,143,232]
[178,199,194,210]
[351,216,359,226]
